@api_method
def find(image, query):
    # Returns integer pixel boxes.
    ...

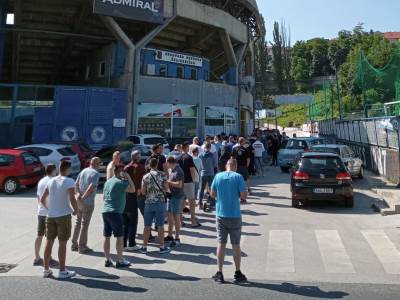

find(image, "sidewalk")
[365,171,400,215]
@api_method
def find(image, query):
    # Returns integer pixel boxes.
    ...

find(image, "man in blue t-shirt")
[210,159,248,284]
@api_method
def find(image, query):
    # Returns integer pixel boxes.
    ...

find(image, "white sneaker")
[43,269,53,278]
[58,270,76,279]
[124,245,141,252]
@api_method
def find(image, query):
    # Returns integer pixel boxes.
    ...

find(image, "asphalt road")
[1,277,400,300]
[1,166,400,299]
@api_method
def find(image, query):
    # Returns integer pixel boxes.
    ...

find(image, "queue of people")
[34,134,268,283]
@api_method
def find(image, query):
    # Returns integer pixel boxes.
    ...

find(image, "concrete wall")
[176,0,248,43]
[81,44,115,87]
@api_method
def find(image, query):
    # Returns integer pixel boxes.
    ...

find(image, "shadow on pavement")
[126,268,200,281]
[241,210,268,217]
[241,282,348,299]
[179,229,216,239]
[70,277,147,293]
[303,192,378,215]
[69,266,120,279]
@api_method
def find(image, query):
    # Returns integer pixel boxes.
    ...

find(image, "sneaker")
[139,246,148,254]
[174,238,181,246]
[105,260,114,268]
[124,245,141,252]
[164,236,174,242]
[78,247,94,254]
[58,270,76,279]
[71,244,78,252]
[148,235,156,242]
[169,240,177,248]
[116,259,131,268]
[212,271,225,284]
[159,246,171,254]
[33,258,43,266]
[183,207,190,213]
[233,270,247,283]
[42,269,53,278]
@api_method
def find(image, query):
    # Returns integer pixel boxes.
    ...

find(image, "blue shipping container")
[33,87,128,150]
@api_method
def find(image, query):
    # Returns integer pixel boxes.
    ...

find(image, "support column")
[99,16,135,135]
[11,0,21,82]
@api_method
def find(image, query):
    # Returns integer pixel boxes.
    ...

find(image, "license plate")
[313,188,334,194]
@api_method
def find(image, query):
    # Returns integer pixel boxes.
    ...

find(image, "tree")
[272,21,284,93]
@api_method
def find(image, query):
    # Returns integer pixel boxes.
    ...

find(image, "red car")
[54,141,95,169]
[0,149,45,194]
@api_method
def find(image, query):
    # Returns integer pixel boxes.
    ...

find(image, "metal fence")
[318,117,400,182]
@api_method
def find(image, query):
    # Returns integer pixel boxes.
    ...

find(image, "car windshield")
[57,147,76,156]
[312,147,340,155]
[144,138,165,145]
[286,140,308,150]
[300,157,345,172]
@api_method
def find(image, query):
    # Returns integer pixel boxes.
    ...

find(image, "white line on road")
[266,230,295,273]
[362,229,400,274]
[315,230,355,274]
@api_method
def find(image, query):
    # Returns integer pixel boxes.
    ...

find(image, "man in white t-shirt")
[34,164,57,267]
[252,139,266,176]
[40,161,78,279]
[189,137,202,155]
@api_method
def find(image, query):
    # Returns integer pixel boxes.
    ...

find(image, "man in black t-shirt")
[145,143,166,172]
[179,142,201,228]
[232,137,250,203]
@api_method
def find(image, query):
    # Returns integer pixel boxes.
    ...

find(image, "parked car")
[16,144,81,176]
[278,137,325,172]
[290,152,354,208]
[0,149,44,194]
[94,144,152,182]
[126,134,170,154]
[53,141,95,169]
[311,144,364,179]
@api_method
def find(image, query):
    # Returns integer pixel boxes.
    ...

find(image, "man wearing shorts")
[102,164,135,268]
[164,156,184,247]
[140,158,171,254]
[40,161,78,279]
[34,164,57,267]
[232,137,250,203]
[210,159,248,284]
[179,142,201,227]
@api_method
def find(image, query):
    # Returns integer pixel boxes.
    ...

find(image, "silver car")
[311,144,364,179]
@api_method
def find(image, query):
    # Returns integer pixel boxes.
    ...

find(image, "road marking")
[266,230,295,273]
[362,230,400,274]
[315,230,355,274]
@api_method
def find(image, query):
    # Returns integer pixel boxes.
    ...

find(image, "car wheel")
[345,197,354,208]
[3,178,20,195]
[292,197,300,208]
[280,167,289,173]
[358,167,364,179]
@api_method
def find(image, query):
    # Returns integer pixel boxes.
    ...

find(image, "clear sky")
[258,0,400,43]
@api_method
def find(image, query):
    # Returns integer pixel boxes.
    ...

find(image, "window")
[190,68,197,80]
[177,66,184,79]
[286,140,307,150]
[204,70,210,81]
[6,13,14,25]
[57,147,75,156]
[85,65,91,80]
[22,147,52,157]
[300,157,345,172]
[0,154,15,166]
[127,136,141,144]
[159,64,167,77]
[22,153,39,165]
[98,61,106,78]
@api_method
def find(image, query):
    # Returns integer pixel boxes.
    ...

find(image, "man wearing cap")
[123,150,146,251]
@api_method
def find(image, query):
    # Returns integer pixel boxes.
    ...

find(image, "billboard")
[93,0,164,24]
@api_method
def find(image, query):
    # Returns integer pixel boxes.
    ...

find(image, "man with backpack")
[199,143,217,211]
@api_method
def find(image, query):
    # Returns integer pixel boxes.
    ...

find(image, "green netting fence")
[355,48,400,116]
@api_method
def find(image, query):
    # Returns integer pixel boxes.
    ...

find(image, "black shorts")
[237,165,249,181]
[102,212,123,238]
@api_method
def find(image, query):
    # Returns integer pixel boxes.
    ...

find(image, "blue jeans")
[167,196,184,214]
[144,202,166,227]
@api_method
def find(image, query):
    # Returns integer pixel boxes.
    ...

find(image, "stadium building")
[0,0,263,148]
